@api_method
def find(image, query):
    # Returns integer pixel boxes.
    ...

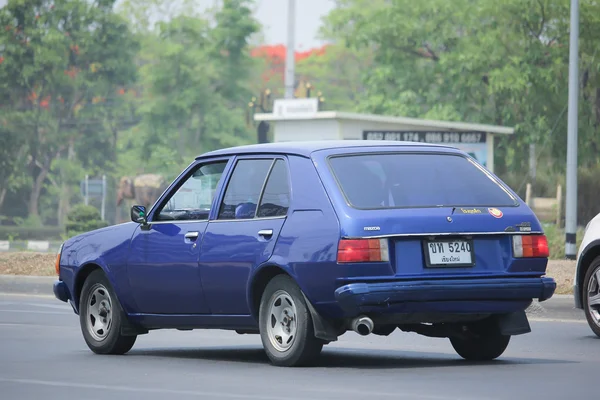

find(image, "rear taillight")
[512,234,549,258]
[337,238,389,263]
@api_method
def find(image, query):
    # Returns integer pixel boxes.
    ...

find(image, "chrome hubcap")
[266,291,297,352]
[587,266,600,326]
[87,285,113,341]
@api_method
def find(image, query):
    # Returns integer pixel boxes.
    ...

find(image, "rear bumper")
[334,277,556,316]
[53,280,70,303]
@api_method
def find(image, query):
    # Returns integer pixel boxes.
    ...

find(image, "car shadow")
[127,345,574,369]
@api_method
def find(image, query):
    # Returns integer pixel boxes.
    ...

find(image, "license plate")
[424,239,474,267]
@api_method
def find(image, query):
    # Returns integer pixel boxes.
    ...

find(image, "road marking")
[0,293,55,299]
[0,301,71,310]
[0,323,72,329]
[18,302,71,310]
[529,317,587,324]
[0,309,71,315]
[0,377,478,400]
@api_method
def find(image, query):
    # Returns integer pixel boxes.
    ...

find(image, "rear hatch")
[316,148,548,279]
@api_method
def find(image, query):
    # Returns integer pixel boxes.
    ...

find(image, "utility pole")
[565,0,579,259]
[101,175,106,221]
[284,0,296,98]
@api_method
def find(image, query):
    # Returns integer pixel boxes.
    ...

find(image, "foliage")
[502,161,600,226]
[295,43,372,111]
[321,0,600,176]
[0,0,140,223]
[117,0,261,180]
[65,204,108,237]
[0,225,64,241]
[0,0,263,225]
[543,223,585,260]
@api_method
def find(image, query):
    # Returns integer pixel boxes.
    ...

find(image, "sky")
[254,0,336,50]
[0,0,336,50]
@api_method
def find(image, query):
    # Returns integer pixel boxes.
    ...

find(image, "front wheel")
[259,275,323,367]
[79,269,137,355]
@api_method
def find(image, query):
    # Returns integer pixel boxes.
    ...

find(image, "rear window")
[328,153,517,209]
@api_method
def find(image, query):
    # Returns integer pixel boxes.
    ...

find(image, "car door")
[199,156,291,315]
[126,158,231,314]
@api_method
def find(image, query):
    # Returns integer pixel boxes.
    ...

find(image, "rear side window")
[257,159,290,218]
[218,159,273,219]
[328,153,517,209]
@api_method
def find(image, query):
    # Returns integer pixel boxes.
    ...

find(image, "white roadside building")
[254,98,515,174]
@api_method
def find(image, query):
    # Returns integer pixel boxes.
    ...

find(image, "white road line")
[0,293,55,299]
[0,377,478,400]
[0,309,71,315]
[0,323,72,329]
[19,302,71,310]
[529,317,587,324]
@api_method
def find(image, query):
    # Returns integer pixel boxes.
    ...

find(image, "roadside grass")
[542,223,585,260]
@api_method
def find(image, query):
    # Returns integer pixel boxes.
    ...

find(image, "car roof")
[195,140,456,159]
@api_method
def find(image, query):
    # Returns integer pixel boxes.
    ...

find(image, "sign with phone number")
[362,130,486,144]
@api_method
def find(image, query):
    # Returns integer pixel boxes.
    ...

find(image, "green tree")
[322,0,600,176]
[0,0,139,222]
[295,43,372,111]
[120,0,260,179]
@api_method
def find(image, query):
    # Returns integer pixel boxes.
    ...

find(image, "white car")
[574,212,600,337]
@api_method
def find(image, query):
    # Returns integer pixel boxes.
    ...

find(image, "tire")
[258,275,323,367]
[582,256,600,338]
[450,320,510,361]
[79,269,137,355]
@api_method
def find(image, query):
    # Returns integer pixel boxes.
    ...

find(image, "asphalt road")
[0,293,598,400]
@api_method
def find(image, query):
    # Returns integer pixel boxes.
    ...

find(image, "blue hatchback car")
[53,140,556,366]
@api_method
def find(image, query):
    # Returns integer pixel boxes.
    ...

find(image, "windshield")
[328,153,517,209]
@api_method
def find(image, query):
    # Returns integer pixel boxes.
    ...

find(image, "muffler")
[351,316,374,336]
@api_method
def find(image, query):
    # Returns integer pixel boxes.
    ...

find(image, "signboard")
[80,175,107,220]
[362,130,489,168]
[273,98,319,118]
[80,179,104,196]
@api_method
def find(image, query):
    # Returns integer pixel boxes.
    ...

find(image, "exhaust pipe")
[351,316,374,336]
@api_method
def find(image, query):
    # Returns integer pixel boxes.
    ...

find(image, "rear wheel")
[259,275,323,367]
[449,319,510,361]
[582,256,600,338]
[79,269,137,355]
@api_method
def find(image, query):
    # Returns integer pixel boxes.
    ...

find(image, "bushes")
[0,225,64,240]
[577,164,600,226]
[65,204,108,238]
[542,223,585,260]
[498,163,600,227]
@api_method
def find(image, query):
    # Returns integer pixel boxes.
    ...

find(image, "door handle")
[258,229,273,237]
[184,231,199,240]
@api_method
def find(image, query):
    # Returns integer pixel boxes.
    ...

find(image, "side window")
[218,159,273,220]
[257,159,290,218]
[156,161,227,221]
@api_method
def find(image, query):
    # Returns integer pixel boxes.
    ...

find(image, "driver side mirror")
[131,205,147,224]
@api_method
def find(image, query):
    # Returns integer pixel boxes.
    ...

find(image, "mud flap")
[495,310,531,336]
[302,293,338,342]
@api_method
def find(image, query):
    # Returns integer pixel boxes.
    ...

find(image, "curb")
[0,274,56,296]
